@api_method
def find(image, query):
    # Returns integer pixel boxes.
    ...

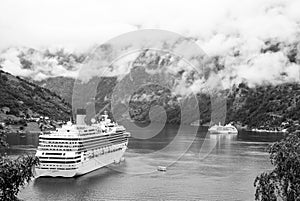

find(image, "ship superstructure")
[35,110,130,177]
[208,123,238,134]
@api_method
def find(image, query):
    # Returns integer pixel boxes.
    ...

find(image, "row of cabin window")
[80,140,127,150]
[81,129,96,132]
[41,152,63,156]
[41,144,81,148]
[80,138,125,146]
[40,141,79,144]
[40,159,81,164]
[41,164,76,167]
[39,148,76,151]
[83,146,123,160]
[40,141,126,152]
[84,144,125,154]
[39,156,81,159]
[40,167,77,170]
[80,136,126,144]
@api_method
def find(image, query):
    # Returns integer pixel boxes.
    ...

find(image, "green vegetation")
[0,154,38,200]
[0,70,71,121]
[126,84,211,124]
[35,76,75,104]
[35,74,299,130]
[254,132,300,201]
[128,84,181,123]
[31,48,299,129]
[227,82,300,131]
[0,130,38,201]
[95,77,118,115]
[111,81,299,128]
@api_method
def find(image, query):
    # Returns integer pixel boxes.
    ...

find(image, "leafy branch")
[254,132,300,201]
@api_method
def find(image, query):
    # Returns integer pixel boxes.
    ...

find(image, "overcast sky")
[1,0,299,51]
[1,0,299,85]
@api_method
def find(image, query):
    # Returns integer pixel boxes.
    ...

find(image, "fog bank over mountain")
[0,47,85,81]
[0,0,300,90]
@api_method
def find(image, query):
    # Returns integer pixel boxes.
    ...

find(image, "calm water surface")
[6,125,283,201]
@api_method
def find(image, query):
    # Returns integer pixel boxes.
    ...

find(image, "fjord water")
[8,125,283,201]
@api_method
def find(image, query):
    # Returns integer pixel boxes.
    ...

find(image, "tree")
[0,74,8,83]
[0,130,39,200]
[254,132,300,201]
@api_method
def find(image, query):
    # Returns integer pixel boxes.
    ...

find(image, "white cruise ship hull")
[208,124,238,134]
[35,147,126,178]
[209,129,238,134]
[35,111,130,178]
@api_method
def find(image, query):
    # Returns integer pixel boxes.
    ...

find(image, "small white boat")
[208,123,238,134]
[191,120,201,126]
[157,166,167,171]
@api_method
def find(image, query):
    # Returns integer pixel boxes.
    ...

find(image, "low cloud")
[0,47,82,81]
[0,0,299,89]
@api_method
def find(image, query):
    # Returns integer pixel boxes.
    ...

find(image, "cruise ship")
[208,123,238,134]
[35,110,130,177]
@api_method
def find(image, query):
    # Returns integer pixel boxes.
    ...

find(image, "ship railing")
[37,147,79,151]
[40,133,79,138]
[38,144,79,149]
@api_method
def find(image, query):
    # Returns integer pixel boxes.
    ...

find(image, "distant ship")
[35,110,130,177]
[208,123,238,134]
[251,128,288,133]
[190,120,201,126]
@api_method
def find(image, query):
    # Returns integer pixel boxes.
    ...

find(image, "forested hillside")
[0,70,71,121]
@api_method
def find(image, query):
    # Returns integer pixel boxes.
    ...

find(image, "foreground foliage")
[0,132,39,201]
[0,155,39,200]
[254,132,300,201]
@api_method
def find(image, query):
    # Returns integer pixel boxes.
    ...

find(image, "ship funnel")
[76,108,86,125]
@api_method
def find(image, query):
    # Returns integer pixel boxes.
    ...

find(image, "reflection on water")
[6,132,39,147]
[31,168,123,201]
[3,132,39,156]
[10,125,283,201]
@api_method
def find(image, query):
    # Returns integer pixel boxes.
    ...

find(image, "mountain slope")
[0,70,71,121]
[31,49,300,130]
[36,76,299,131]
[0,47,85,81]
[35,77,75,104]
[227,82,300,130]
